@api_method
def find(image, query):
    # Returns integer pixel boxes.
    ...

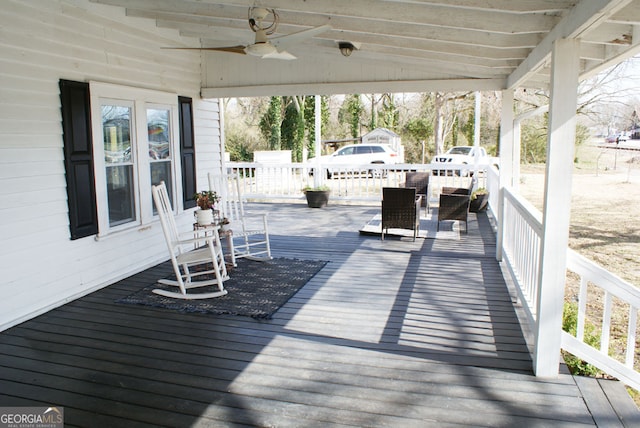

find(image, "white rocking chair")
[151,181,229,300]
[208,172,272,266]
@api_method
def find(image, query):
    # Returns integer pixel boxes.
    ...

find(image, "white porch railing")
[562,250,640,391]
[501,186,543,327]
[226,162,486,202]
[499,182,640,391]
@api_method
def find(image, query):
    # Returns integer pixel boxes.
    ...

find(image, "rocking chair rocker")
[151,181,229,300]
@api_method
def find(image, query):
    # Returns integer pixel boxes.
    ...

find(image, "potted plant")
[303,185,330,208]
[193,190,220,225]
[469,188,489,212]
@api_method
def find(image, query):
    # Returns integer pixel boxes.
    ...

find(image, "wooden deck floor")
[1,203,638,427]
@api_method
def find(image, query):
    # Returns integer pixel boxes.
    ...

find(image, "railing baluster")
[577,276,588,341]
[626,306,637,367]
[601,291,613,354]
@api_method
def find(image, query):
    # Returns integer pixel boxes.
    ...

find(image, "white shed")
[362,128,404,162]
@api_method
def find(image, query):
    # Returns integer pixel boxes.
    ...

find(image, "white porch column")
[496,89,514,262]
[512,123,521,193]
[473,92,481,179]
[534,38,580,377]
[314,95,322,188]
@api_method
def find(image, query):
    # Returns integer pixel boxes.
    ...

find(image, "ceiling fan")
[166,7,331,60]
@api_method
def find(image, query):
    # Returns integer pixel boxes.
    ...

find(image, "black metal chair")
[381,187,422,241]
[437,182,473,233]
[405,171,430,211]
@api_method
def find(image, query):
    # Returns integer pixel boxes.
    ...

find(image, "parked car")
[431,146,490,176]
[604,134,629,143]
[309,143,400,178]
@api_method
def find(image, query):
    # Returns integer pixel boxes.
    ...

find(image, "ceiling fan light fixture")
[339,42,355,57]
[245,41,277,57]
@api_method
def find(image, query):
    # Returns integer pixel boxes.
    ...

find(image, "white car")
[310,143,400,178]
[604,134,629,144]
[431,146,489,176]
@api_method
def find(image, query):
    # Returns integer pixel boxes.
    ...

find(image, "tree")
[363,93,385,130]
[281,96,306,162]
[431,92,474,155]
[304,95,330,157]
[378,93,399,130]
[259,96,283,150]
[223,97,270,161]
[339,94,364,138]
[402,117,433,163]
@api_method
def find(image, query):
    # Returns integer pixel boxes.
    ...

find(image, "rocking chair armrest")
[241,212,269,220]
[233,212,269,229]
[175,231,218,247]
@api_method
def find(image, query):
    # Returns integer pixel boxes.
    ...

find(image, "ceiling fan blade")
[271,24,332,49]
[161,45,247,55]
[203,46,247,54]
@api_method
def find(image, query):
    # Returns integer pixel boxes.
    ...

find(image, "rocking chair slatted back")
[153,180,182,252]
[209,173,272,265]
[213,173,243,223]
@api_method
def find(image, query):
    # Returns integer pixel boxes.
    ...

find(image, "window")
[90,82,181,235]
[337,147,355,156]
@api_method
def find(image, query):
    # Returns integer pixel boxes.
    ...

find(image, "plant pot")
[469,193,489,212]
[195,208,213,225]
[305,190,330,208]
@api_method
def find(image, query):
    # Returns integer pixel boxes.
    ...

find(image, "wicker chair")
[404,172,430,211]
[381,187,422,241]
[437,182,474,233]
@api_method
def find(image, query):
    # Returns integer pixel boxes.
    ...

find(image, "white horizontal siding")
[0,0,222,330]
[194,99,223,190]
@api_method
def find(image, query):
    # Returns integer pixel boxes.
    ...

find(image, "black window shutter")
[59,79,98,240]
[179,96,197,209]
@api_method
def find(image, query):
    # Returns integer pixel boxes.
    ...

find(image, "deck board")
[0,202,636,426]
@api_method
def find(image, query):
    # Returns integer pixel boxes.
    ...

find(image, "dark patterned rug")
[117,257,327,319]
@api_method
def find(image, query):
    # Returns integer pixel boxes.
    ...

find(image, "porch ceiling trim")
[200,78,507,98]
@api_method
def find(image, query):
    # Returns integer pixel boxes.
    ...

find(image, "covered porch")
[1,203,637,426]
[3,0,640,424]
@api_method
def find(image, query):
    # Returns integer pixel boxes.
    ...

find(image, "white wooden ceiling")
[92,0,640,97]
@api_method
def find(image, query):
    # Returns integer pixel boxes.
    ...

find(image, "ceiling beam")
[125,6,545,51]
[223,0,559,34]
[507,0,634,89]
[377,0,575,14]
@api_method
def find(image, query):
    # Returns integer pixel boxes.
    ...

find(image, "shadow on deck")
[0,203,637,426]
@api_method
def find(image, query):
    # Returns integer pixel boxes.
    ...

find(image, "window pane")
[150,162,172,214]
[102,105,135,227]
[106,165,135,226]
[147,109,170,160]
[102,105,132,164]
